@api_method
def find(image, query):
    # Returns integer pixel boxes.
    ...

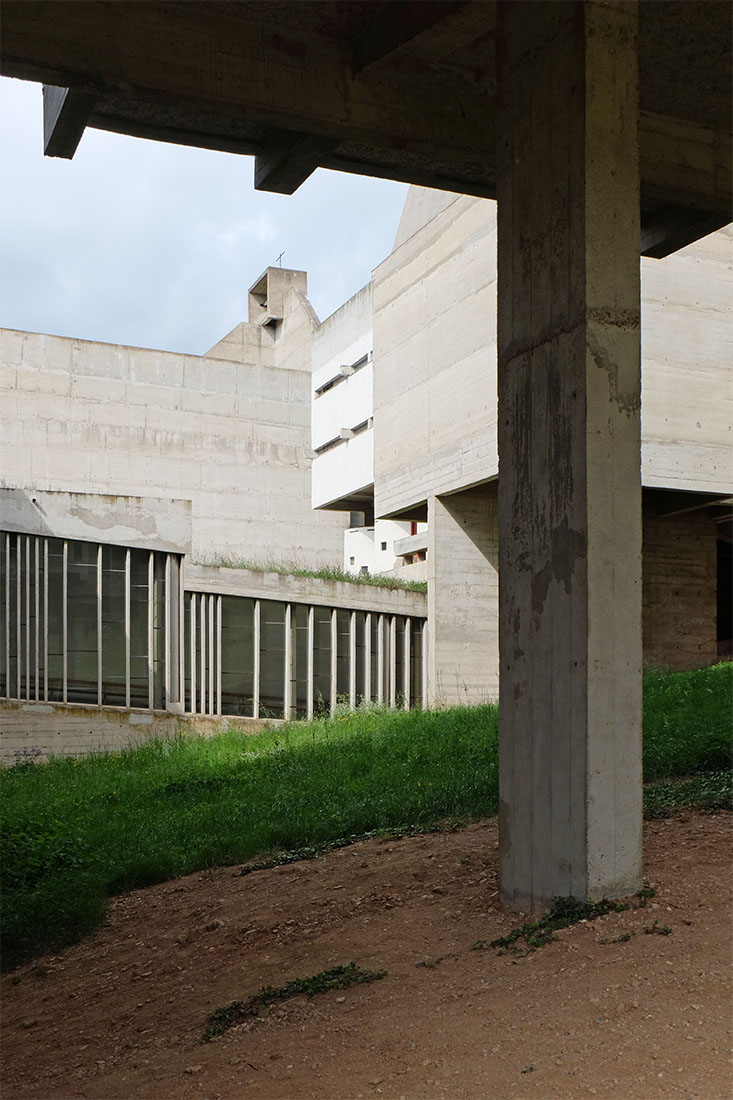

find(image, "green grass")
[207,556,428,593]
[1,664,730,970]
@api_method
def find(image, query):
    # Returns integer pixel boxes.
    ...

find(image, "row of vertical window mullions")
[1,533,171,711]
[195,591,426,719]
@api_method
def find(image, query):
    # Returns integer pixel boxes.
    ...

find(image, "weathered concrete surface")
[496,0,643,910]
[643,508,720,670]
[372,191,731,526]
[427,485,498,707]
[185,562,426,617]
[373,195,497,520]
[0,699,280,765]
[0,487,192,553]
[641,226,733,493]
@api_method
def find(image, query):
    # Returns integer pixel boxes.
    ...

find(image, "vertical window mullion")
[377,613,384,706]
[253,599,260,719]
[200,593,207,715]
[364,611,371,704]
[34,537,40,701]
[189,592,197,713]
[97,544,103,706]
[124,548,131,708]
[25,536,31,700]
[283,603,292,720]
[404,616,411,710]
[422,620,428,710]
[207,594,215,715]
[62,539,68,704]
[330,608,337,716]
[147,552,154,710]
[306,606,314,721]
[216,594,222,716]
[15,534,21,699]
[164,555,171,707]
[43,539,48,702]
[178,558,185,708]
[349,610,356,711]
[4,533,10,697]
[389,615,397,708]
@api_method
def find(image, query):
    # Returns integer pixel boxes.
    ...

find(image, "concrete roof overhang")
[1,0,730,256]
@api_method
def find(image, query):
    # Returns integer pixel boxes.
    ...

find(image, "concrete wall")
[1,281,347,568]
[427,484,499,706]
[0,699,280,765]
[311,284,374,511]
[373,195,497,520]
[643,509,719,670]
[641,226,733,493]
[372,193,731,520]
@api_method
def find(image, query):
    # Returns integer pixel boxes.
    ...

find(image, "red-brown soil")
[2,811,731,1100]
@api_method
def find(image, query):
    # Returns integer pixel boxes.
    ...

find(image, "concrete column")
[427,484,499,707]
[496,0,643,910]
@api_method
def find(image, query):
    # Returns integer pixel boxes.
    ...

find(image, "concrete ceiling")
[2,0,730,254]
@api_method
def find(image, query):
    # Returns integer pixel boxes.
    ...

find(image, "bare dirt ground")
[2,811,731,1100]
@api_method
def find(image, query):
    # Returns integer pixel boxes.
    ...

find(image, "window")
[381,541,387,551]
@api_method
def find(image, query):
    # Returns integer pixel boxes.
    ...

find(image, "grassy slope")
[1,664,730,969]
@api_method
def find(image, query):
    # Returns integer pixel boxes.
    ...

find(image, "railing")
[184,591,426,718]
[0,532,182,710]
[1,531,427,720]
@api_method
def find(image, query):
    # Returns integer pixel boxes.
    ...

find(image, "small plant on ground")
[644,919,672,936]
[202,962,386,1041]
[487,896,629,954]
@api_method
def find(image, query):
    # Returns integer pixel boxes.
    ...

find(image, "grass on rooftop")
[208,557,428,593]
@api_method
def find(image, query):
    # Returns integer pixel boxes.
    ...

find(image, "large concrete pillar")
[427,485,499,707]
[496,1,643,910]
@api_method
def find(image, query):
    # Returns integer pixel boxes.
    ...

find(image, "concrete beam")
[42,84,95,158]
[496,0,643,911]
[641,206,731,259]
[0,0,496,191]
[352,1,470,74]
[254,128,336,195]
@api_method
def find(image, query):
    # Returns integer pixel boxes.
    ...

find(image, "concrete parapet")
[185,562,426,617]
[0,700,281,765]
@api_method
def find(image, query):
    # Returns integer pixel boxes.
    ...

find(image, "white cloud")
[0,77,408,354]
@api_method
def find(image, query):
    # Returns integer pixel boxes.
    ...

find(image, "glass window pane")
[46,539,64,702]
[395,616,406,706]
[410,619,424,708]
[293,604,309,718]
[101,545,126,706]
[336,609,350,700]
[129,549,150,708]
[66,540,98,704]
[355,611,366,706]
[220,595,254,716]
[259,600,285,719]
[152,553,166,710]
[312,606,332,715]
[0,534,8,697]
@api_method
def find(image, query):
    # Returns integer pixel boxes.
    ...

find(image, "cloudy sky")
[0,77,408,355]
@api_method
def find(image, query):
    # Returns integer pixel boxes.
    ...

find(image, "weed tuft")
[644,920,672,936]
[202,962,386,1041]
[491,896,629,954]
